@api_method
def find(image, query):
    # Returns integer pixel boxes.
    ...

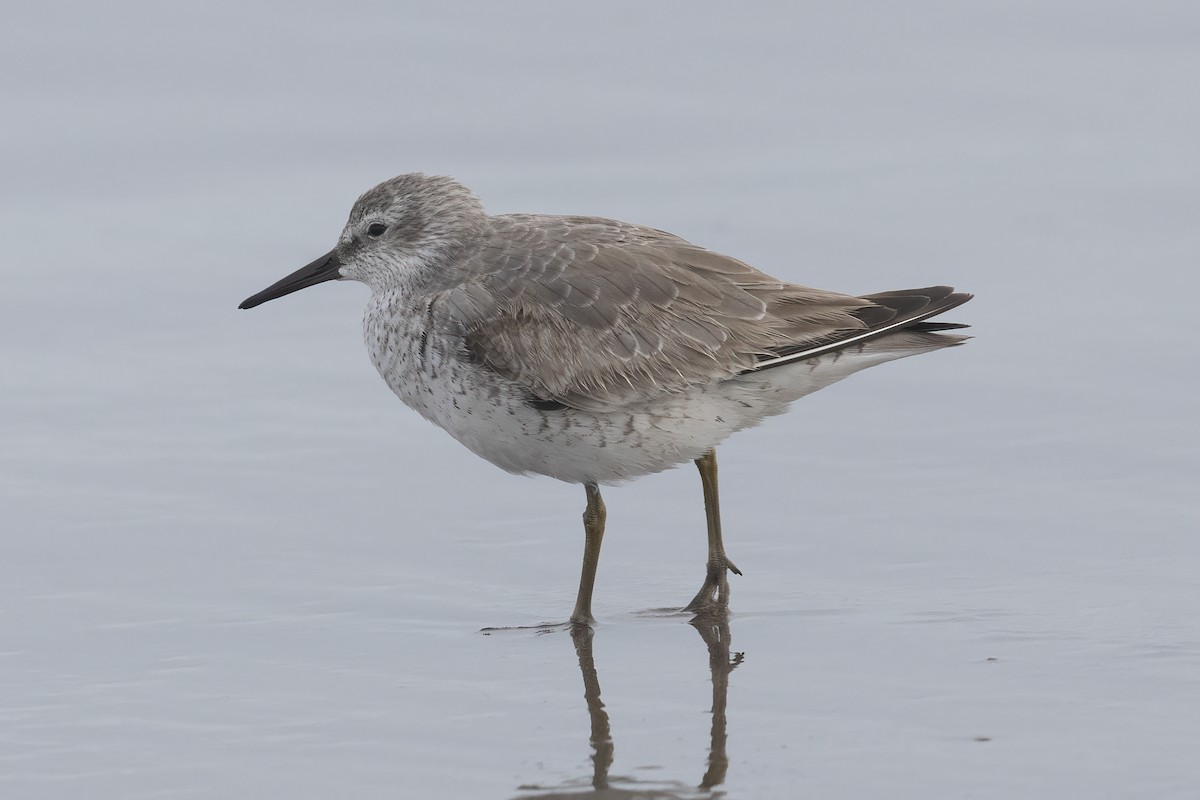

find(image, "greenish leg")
[570,482,607,626]
[684,449,741,613]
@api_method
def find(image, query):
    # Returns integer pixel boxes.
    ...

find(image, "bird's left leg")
[684,449,741,614]
[481,483,605,634]
[569,482,607,628]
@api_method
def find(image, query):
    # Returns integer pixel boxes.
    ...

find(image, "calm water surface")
[2,2,1198,798]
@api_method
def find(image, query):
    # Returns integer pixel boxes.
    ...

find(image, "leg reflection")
[570,624,614,791]
[556,617,742,796]
[690,613,743,790]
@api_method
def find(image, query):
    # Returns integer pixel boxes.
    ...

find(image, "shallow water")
[3,2,1199,797]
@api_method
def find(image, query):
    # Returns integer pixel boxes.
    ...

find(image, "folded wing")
[442,214,969,411]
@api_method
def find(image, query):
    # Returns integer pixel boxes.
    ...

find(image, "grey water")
[2,2,1198,797]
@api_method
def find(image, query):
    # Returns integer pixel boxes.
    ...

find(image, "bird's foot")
[683,556,741,616]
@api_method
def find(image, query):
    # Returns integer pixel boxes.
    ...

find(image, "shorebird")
[239,173,971,626]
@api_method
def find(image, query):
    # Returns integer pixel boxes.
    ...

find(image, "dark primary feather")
[752,285,973,370]
[441,214,970,411]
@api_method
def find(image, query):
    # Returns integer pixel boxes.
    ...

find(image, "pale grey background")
[2,2,1198,798]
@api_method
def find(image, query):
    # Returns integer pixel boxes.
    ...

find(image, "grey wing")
[441,214,959,411]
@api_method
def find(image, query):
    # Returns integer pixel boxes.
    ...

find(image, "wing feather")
[440,214,963,411]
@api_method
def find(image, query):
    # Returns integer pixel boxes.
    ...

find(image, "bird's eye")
[367,223,388,238]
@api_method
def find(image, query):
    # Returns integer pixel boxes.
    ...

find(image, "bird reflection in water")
[513,614,743,798]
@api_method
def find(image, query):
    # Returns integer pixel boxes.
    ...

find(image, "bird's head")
[239,173,486,309]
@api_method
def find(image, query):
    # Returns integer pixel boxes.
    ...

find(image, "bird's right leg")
[684,449,741,614]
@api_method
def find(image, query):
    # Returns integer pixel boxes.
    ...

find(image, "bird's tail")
[753,285,972,371]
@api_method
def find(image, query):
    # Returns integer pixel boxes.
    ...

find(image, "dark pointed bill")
[238,250,342,309]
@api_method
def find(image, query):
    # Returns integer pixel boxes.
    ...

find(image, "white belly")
[365,296,944,484]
